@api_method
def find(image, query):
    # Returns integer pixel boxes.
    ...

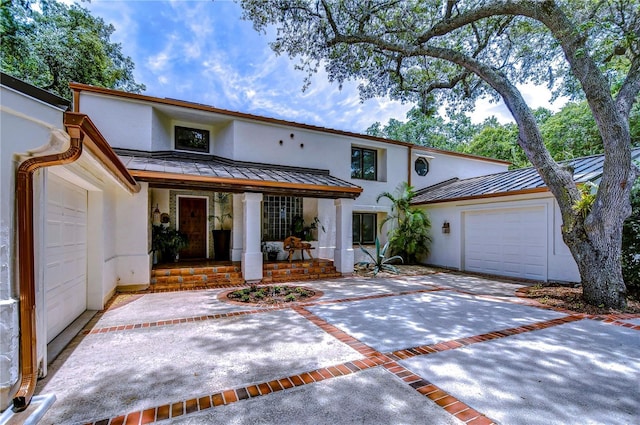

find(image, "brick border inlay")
[80,284,612,425]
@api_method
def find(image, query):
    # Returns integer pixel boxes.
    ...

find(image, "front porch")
[150,259,341,291]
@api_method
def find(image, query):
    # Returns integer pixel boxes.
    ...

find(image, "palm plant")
[357,237,403,276]
[376,182,431,264]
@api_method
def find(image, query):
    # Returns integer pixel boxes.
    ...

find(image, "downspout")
[407,147,412,187]
[12,129,82,411]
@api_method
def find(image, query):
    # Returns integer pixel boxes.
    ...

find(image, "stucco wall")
[420,193,580,283]
[115,183,150,285]
[0,85,68,411]
[80,94,153,151]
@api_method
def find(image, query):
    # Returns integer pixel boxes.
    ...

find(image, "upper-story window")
[351,147,377,180]
[415,157,429,176]
[175,126,210,153]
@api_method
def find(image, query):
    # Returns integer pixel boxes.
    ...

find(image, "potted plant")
[290,216,325,241]
[152,225,189,263]
[261,242,281,262]
[210,193,233,261]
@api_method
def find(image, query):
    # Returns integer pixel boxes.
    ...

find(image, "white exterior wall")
[151,109,171,151]
[115,183,151,286]
[0,85,68,411]
[409,150,508,188]
[421,193,580,283]
[80,94,153,151]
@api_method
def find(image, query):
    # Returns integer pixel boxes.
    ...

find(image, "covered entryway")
[45,173,88,342]
[178,197,208,259]
[463,206,547,281]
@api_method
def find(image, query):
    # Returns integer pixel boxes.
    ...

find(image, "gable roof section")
[69,82,510,166]
[412,148,640,205]
[116,149,362,199]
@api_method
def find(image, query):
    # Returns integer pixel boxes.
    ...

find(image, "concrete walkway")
[32,272,639,424]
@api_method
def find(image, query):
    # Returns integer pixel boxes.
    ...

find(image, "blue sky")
[77,0,565,134]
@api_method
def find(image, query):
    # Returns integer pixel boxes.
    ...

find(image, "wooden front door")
[178,197,207,259]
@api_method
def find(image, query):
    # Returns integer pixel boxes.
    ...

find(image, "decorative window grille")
[262,196,302,241]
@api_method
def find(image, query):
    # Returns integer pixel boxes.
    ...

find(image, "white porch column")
[334,198,354,274]
[241,192,263,282]
[231,193,243,261]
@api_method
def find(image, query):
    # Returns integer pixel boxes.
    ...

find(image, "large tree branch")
[616,54,640,119]
[417,44,579,210]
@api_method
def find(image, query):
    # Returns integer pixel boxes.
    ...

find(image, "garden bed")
[219,285,322,305]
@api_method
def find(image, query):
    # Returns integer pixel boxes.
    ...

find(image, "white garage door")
[45,174,88,343]
[464,206,547,281]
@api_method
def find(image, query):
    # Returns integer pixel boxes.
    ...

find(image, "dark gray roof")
[1,72,71,110]
[412,148,640,205]
[116,149,362,199]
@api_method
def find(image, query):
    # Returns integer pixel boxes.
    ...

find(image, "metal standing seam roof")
[115,149,363,199]
[412,148,640,205]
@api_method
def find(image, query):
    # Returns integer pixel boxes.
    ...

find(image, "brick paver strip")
[83,286,621,424]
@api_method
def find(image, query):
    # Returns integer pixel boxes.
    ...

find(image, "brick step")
[151,272,243,285]
[152,265,240,277]
[264,267,337,277]
[263,261,334,271]
[262,272,341,284]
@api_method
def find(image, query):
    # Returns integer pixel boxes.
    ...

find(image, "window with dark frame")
[415,157,429,176]
[262,196,303,241]
[175,126,210,153]
[352,212,376,245]
[351,147,377,180]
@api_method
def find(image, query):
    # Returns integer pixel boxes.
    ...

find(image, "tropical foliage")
[1,0,145,100]
[356,238,403,276]
[377,182,431,264]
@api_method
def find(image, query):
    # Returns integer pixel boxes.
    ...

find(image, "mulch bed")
[518,285,640,315]
[219,285,323,306]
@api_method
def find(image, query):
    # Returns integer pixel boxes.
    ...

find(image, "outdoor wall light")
[279,140,283,145]
[290,133,295,138]
[442,221,450,234]
[152,204,161,226]
[300,143,304,148]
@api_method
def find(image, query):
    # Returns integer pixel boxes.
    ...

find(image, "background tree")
[1,0,145,99]
[366,106,479,151]
[240,0,640,308]
[376,182,431,264]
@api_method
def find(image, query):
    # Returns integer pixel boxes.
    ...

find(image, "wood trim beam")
[131,170,363,199]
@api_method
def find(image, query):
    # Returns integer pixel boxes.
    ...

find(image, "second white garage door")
[45,173,88,343]
[463,206,547,281]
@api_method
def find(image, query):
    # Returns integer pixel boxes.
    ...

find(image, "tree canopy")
[1,0,145,99]
[240,0,640,308]
[368,101,640,168]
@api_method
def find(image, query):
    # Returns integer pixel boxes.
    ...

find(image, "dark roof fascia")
[70,82,511,166]
[1,72,71,110]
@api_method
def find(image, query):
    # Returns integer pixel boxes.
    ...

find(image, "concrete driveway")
[31,272,640,424]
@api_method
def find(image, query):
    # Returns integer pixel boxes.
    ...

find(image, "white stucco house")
[3,73,635,413]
